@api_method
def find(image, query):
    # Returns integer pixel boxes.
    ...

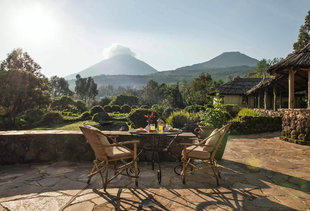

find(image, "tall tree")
[0,48,42,76]
[50,76,73,97]
[249,58,283,78]
[75,74,98,103]
[140,80,161,105]
[293,10,310,52]
[0,69,50,128]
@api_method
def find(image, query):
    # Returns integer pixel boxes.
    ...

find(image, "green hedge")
[230,116,282,135]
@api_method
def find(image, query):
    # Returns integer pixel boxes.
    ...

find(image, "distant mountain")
[67,51,259,94]
[175,51,258,71]
[65,54,158,80]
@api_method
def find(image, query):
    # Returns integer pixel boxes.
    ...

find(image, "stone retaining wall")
[0,131,195,165]
[254,109,310,143]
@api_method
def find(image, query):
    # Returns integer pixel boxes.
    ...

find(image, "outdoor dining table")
[129,129,182,184]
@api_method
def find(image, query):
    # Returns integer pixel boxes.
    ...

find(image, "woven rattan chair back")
[80,125,109,161]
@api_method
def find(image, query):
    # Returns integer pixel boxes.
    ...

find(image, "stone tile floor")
[0,132,309,210]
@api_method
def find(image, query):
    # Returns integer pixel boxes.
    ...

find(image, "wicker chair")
[80,125,140,190]
[180,124,231,185]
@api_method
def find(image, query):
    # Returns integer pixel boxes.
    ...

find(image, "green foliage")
[140,105,149,109]
[80,111,91,120]
[180,73,217,106]
[151,104,164,118]
[184,105,204,113]
[51,96,86,114]
[233,108,263,121]
[166,111,198,129]
[293,10,310,52]
[99,97,111,106]
[162,108,174,120]
[74,100,87,113]
[0,69,50,128]
[127,109,157,128]
[103,105,112,113]
[51,96,74,110]
[41,112,63,126]
[248,58,282,78]
[120,104,131,113]
[109,94,138,106]
[92,112,110,123]
[111,105,121,112]
[223,104,240,118]
[201,99,229,128]
[75,74,98,103]
[50,76,73,97]
[90,105,104,116]
[24,109,44,124]
[0,48,42,76]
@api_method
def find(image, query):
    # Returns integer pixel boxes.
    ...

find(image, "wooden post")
[273,85,277,111]
[258,91,261,109]
[279,92,282,109]
[289,69,295,109]
[264,88,268,110]
[308,70,310,109]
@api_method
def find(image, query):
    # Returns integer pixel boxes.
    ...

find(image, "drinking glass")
[150,124,156,131]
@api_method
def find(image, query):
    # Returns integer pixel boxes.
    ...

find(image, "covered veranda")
[247,42,310,111]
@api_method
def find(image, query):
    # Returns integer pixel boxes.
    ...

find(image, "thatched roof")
[216,77,263,95]
[268,42,310,75]
[246,77,277,95]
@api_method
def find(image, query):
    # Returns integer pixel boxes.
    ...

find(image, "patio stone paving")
[0,132,309,210]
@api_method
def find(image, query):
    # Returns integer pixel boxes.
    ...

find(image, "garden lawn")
[32,120,97,131]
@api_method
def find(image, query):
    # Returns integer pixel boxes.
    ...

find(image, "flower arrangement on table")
[144,112,156,124]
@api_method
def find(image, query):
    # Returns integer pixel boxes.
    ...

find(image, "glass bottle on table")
[157,118,165,134]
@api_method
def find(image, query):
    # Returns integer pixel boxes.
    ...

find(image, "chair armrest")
[180,143,203,146]
[102,140,140,147]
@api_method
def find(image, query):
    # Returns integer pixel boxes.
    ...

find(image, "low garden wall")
[0,130,195,165]
[254,108,310,145]
[230,116,282,135]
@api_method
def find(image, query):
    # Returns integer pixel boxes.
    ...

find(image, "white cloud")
[103,43,136,59]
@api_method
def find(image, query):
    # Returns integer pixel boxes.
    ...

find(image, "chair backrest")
[209,124,231,160]
[80,125,111,161]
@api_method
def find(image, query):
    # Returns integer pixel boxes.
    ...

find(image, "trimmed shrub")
[151,104,164,119]
[163,108,174,120]
[184,105,204,113]
[74,100,87,113]
[140,105,149,109]
[103,105,112,113]
[121,104,131,113]
[90,105,104,116]
[109,94,139,106]
[24,109,44,124]
[230,116,282,135]
[99,97,111,107]
[92,111,110,123]
[51,96,75,111]
[223,104,240,118]
[80,111,91,120]
[41,112,63,125]
[111,105,121,112]
[166,111,198,129]
[233,108,263,121]
[127,109,157,128]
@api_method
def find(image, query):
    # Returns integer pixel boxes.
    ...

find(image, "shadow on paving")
[1,159,308,210]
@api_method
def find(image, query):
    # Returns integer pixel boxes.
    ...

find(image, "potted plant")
[199,98,230,160]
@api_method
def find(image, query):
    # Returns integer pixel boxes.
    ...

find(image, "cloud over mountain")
[103,43,136,59]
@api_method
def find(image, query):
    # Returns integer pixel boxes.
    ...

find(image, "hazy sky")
[0,0,309,77]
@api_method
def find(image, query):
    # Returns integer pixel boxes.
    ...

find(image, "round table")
[129,130,182,184]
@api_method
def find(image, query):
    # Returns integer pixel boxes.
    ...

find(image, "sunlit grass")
[33,120,97,131]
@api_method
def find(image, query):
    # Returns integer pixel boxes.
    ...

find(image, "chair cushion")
[107,146,132,159]
[183,145,210,160]
[204,129,220,152]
